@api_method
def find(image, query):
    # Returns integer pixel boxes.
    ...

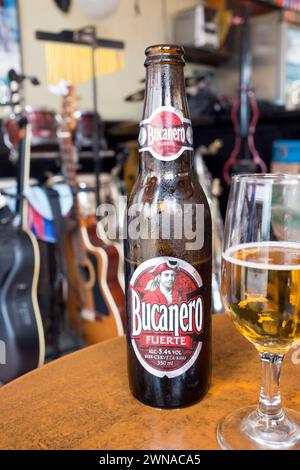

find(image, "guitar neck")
[58,84,90,268]
[59,134,79,197]
[239,6,251,139]
[59,130,87,265]
[18,124,32,229]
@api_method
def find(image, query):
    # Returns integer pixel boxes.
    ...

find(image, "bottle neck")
[140,62,193,174]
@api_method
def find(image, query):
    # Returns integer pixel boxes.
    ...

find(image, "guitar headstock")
[7,69,39,121]
[5,70,26,161]
[7,69,23,117]
[62,84,78,133]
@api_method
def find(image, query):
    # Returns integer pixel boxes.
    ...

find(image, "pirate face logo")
[145,260,179,302]
[160,270,176,290]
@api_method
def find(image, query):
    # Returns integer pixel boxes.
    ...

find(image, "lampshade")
[45,42,125,85]
[74,0,121,20]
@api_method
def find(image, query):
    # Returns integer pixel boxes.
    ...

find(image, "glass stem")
[258,352,285,419]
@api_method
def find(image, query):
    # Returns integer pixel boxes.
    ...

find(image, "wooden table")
[0,315,299,450]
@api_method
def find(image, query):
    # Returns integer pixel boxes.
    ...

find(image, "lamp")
[74,0,120,20]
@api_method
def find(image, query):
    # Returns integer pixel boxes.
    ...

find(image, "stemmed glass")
[218,174,300,450]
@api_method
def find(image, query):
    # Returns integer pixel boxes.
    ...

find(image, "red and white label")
[138,106,193,162]
[129,257,204,378]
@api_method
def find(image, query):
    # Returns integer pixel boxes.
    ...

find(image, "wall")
[19,0,202,121]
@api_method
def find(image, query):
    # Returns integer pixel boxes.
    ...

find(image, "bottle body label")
[138,106,193,162]
[129,256,205,378]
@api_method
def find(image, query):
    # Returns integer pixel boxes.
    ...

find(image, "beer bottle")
[125,45,212,409]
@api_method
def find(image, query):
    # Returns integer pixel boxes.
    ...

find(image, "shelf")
[184,46,230,67]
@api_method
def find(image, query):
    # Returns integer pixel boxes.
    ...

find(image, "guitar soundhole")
[80,266,90,284]
[87,254,110,318]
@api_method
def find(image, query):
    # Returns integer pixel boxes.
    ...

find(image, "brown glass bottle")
[125,45,212,409]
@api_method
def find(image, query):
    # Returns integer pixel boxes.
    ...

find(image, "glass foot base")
[217,406,300,450]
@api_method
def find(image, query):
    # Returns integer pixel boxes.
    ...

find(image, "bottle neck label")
[138,106,193,162]
[129,256,204,378]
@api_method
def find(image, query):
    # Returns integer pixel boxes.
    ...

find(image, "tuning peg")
[29,76,40,86]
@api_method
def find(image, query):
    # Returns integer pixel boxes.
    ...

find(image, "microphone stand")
[75,26,101,212]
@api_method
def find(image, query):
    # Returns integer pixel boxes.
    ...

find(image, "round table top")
[0,314,299,450]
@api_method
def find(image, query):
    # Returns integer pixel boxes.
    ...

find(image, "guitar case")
[0,217,44,383]
[27,184,81,358]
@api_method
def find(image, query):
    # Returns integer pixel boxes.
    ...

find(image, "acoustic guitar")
[0,123,45,383]
[57,83,125,344]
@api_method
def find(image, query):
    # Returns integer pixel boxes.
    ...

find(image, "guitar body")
[0,224,45,383]
[223,135,261,185]
[87,221,125,321]
[64,221,125,344]
[64,231,84,335]
[80,222,125,344]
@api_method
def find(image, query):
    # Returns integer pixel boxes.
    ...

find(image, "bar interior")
[0,0,300,453]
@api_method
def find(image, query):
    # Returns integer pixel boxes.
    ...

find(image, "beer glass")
[218,174,300,450]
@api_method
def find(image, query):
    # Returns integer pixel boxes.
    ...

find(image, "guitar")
[77,171,126,292]
[0,122,45,383]
[223,6,266,186]
[57,83,125,344]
